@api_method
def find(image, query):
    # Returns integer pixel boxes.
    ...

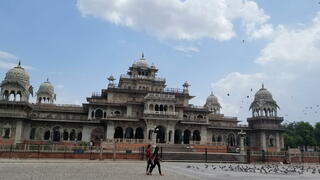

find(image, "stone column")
[276,132,281,152]
[126,105,132,117]
[238,130,246,155]
[82,126,95,142]
[280,134,284,149]
[200,126,207,144]
[181,131,184,144]
[14,120,23,144]
[106,121,115,140]
[260,131,267,151]
[145,121,155,145]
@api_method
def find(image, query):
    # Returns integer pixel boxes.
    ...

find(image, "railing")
[92,92,101,97]
[112,138,150,144]
[54,104,82,108]
[163,88,185,94]
[144,93,175,99]
[144,111,178,116]
[188,104,206,109]
[101,115,137,119]
[120,74,166,82]
[89,99,129,104]
[0,112,27,118]
[206,142,226,146]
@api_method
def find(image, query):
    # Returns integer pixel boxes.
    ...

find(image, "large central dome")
[133,53,150,68]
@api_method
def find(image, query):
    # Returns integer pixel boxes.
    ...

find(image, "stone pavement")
[1,159,320,180]
[0,159,196,180]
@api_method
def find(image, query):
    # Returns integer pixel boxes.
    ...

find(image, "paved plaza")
[0,160,320,180]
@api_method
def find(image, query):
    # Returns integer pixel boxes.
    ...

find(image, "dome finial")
[210,91,214,96]
[46,78,49,82]
[262,83,264,89]
[141,52,145,59]
[17,60,21,67]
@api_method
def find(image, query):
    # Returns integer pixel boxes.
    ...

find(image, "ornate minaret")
[247,84,284,152]
[0,61,33,102]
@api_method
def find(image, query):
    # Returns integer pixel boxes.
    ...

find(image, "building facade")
[0,55,285,152]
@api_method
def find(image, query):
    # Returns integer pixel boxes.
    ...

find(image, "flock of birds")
[186,164,320,176]
[224,85,320,118]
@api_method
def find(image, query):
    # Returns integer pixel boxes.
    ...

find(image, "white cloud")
[0,50,19,69]
[210,13,320,124]
[0,50,33,70]
[211,72,265,121]
[56,85,64,89]
[247,23,274,39]
[77,0,271,41]
[256,13,320,65]
[174,45,199,53]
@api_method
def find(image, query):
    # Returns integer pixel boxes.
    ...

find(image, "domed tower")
[0,61,33,102]
[204,92,221,114]
[36,78,56,104]
[247,84,284,152]
[118,53,166,91]
[249,84,279,117]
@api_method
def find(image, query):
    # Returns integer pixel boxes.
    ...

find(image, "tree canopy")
[284,121,320,149]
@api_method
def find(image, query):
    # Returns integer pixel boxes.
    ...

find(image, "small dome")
[4,62,30,87]
[133,53,150,68]
[254,84,273,102]
[207,93,218,104]
[37,79,54,95]
[206,92,219,104]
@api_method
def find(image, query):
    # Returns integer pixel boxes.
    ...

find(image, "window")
[77,132,82,141]
[95,109,103,119]
[29,128,36,140]
[70,129,76,141]
[63,130,69,141]
[3,128,10,139]
[44,130,50,140]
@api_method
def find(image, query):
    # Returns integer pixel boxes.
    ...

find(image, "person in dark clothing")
[149,146,163,176]
[145,144,153,175]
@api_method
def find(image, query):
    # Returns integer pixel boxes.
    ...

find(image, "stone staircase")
[157,144,246,163]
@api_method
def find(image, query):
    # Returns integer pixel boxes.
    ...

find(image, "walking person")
[149,146,164,176]
[145,144,153,175]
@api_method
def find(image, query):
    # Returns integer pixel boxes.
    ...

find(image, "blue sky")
[1,0,320,124]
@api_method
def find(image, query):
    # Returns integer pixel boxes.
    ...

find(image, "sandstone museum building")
[0,55,285,152]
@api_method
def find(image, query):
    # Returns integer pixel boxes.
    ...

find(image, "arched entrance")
[52,127,61,142]
[114,127,123,139]
[91,127,104,144]
[95,109,103,119]
[125,127,134,139]
[135,127,144,139]
[155,126,166,143]
[174,129,182,144]
[193,130,201,141]
[228,134,236,147]
[183,129,191,144]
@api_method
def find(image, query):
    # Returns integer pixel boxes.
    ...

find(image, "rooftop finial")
[141,52,144,59]
[262,83,264,89]
[210,91,214,96]
[17,60,21,67]
[46,78,49,82]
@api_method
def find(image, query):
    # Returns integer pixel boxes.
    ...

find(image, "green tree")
[314,122,320,146]
[283,121,316,150]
